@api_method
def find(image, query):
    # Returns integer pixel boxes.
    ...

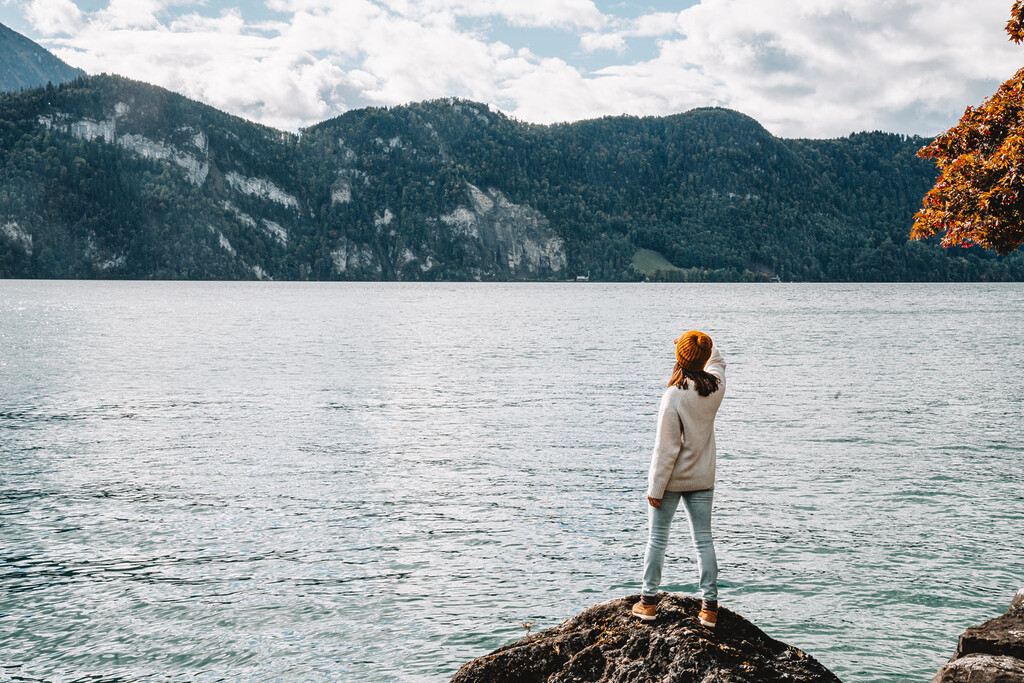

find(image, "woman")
[631,330,726,628]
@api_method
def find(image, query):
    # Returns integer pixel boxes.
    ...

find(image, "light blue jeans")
[641,487,718,601]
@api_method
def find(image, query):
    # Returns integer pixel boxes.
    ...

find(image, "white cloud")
[168,9,245,34]
[25,0,83,35]
[626,11,681,38]
[32,0,1024,137]
[273,1,383,57]
[357,17,507,105]
[267,0,604,29]
[579,32,625,53]
[570,10,681,57]
[50,27,343,129]
[649,0,1023,136]
[501,52,721,125]
[93,0,163,29]
[418,0,605,30]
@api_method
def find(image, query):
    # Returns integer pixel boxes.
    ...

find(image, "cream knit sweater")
[646,346,726,498]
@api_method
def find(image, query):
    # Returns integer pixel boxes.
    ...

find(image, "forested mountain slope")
[1,74,1021,281]
[0,23,85,93]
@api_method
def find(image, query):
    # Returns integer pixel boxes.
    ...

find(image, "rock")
[451,594,842,682]
[933,588,1024,683]
[933,655,1024,683]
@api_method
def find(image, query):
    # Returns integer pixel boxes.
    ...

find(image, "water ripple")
[1,281,1022,682]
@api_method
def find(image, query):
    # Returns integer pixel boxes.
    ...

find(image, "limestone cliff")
[440,183,566,280]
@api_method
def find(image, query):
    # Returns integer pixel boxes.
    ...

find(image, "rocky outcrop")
[451,594,841,683]
[38,110,211,186]
[441,183,567,279]
[933,588,1024,683]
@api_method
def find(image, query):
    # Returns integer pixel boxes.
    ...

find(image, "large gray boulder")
[933,588,1024,683]
[451,594,841,682]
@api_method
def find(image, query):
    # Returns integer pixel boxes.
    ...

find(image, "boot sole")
[631,610,656,621]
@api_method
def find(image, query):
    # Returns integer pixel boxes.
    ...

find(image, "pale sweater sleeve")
[704,345,726,382]
[647,390,682,499]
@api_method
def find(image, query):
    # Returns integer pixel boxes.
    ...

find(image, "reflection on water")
[1,281,1022,682]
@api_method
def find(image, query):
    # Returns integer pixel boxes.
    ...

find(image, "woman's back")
[648,346,726,496]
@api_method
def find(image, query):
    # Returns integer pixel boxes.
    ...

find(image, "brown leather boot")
[698,600,717,628]
[631,601,657,621]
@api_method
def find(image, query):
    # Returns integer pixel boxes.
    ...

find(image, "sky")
[0,0,1021,138]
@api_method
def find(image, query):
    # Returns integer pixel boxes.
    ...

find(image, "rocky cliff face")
[933,588,1024,683]
[326,181,564,281]
[440,183,566,279]
[451,594,841,683]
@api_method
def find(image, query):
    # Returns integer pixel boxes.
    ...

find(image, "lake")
[1,281,1022,682]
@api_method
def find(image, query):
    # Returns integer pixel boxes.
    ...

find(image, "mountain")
[1,74,1022,281]
[0,23,85,93]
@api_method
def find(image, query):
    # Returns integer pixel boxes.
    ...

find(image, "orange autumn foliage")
[912,1,1024,254]
[1007,0,1024,43]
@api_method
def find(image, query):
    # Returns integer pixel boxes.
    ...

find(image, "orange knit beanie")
[675,330,713,372]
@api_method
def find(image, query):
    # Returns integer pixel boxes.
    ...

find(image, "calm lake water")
[1,281,1022,682]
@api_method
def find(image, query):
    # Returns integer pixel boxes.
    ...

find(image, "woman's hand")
[647,496,662,509]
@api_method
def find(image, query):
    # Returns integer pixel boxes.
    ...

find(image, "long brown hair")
[668,363,720,397]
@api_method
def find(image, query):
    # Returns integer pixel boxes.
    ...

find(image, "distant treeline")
[1,75,1021,281]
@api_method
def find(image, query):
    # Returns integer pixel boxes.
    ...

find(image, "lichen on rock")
[451,594,841,683]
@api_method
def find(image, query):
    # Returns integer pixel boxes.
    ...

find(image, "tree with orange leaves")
[912,1,1024,254]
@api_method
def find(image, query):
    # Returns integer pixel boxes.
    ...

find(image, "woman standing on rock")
[632,331,726,628]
